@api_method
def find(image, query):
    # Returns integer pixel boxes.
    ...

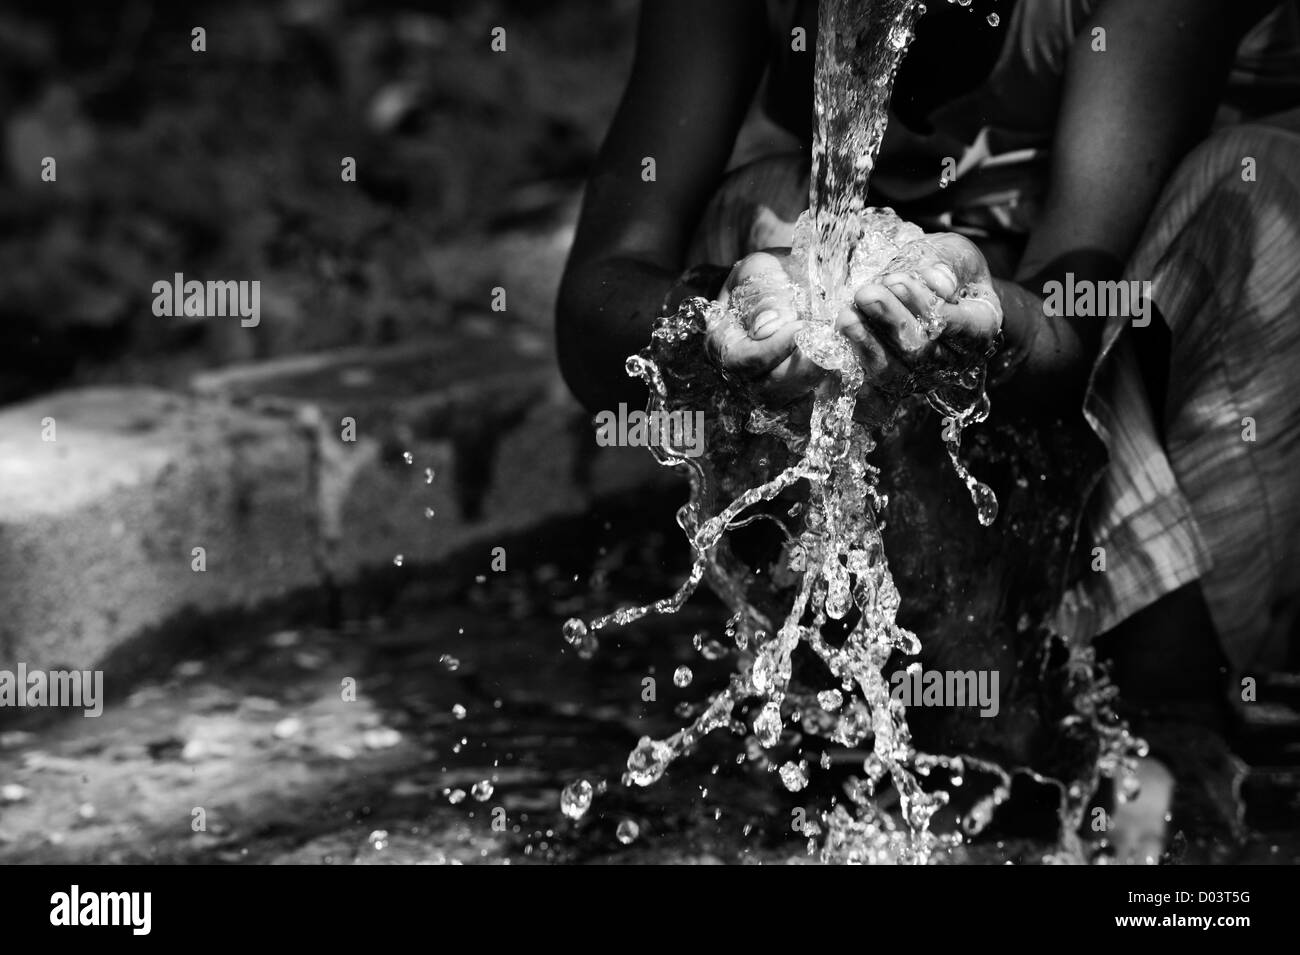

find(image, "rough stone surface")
[0,335,676,669]
[191,333,675,589]
[0,388,317,669]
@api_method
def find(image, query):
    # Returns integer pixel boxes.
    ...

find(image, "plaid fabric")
[1078,110,1300,669]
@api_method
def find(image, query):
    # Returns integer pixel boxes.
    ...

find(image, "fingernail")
[752,309,781,337]
[889,283,908,298]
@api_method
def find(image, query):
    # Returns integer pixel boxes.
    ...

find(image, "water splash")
[562,0,1141,863]
[561,779,594,820]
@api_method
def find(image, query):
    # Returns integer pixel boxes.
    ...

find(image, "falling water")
[563,0,1143,863]
[805,0,923,316]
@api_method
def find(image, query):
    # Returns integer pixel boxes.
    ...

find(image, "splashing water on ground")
[564,0,1142,863]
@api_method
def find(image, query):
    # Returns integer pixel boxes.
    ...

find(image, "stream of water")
[563,0,1143,864]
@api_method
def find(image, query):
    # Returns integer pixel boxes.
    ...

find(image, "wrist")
[989,278,1044,387]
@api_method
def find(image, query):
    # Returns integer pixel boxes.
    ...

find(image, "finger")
[726,251,789,290]
[919,263,960,301]
[880,272,946,326]
[851,283,929,359]
[724,254,799,332]
[890,233,985,288]
[749,303,798,340]
[719,282,798,338]
[710,317,804,381]
[718,252,780,307]
[833,305,907,388]
[921,233,986,283]
[933,294,1002,349]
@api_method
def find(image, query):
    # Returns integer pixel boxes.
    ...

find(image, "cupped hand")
[704,250,825,405]
[704,234,1002,421]
[835,232,1002,421]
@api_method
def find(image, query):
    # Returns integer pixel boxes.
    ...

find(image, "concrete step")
[0,333,677,672]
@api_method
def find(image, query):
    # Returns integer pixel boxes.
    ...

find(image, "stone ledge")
[0,388,318,669]
[0,337,680,669]
[192,335,677,587]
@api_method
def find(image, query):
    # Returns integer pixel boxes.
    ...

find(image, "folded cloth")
[1076,108,1300,670]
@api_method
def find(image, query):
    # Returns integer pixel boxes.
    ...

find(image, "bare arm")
[556,0,767,414]
[994,0,1280,408]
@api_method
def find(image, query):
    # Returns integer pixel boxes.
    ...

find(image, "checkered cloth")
[1079,110,1300,669]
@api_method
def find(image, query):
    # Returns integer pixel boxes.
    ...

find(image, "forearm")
[556,257,680,415]
[988,0,1277,414]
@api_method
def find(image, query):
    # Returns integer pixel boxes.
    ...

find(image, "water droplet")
[754,702,783,748]
[560,779,594,819]
[1119,773,1142,802]
[562,618,587,646]
[817,689,843,711]
[424,507,436,519]
[616,819,640,844]
[424,467,435,484]
[779,761,808,792]
[700,640,728,660]
[673,666,693,688]
[402,452,413,464]
[626,736,674,786]
[447,789,466,805]
[471,780,494,801]
[451,704,467,720]
[972,482,999,526]
[439,654,460,671]
[986,12,999,26]
[392,554,404,567]
[368,829,389,849]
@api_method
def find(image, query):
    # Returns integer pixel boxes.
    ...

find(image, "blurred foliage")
[0,0,636,401]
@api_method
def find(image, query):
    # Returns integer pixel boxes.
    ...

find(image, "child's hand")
[705,234,1002,419]
[835,232,1002,420]
[704,250,825,405]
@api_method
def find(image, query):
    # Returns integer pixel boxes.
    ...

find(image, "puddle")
[0,500,1292,864]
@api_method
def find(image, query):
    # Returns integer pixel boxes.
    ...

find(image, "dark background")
[0,0,638,402]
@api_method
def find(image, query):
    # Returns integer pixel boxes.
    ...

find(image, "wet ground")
[0,498,1295,865]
